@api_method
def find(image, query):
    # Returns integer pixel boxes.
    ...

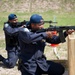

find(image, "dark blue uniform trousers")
[2,50,19,68]
[20,61,65,75]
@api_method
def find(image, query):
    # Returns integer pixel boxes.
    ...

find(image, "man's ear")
[8,20,12,22]
[31,23,34,27]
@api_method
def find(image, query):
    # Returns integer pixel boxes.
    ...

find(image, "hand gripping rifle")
[36,25,75,43]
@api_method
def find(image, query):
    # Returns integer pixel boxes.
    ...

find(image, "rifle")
[36,25,75,43]
[44,21,57,24]
[13,20,56,27]
[16,20,27,27]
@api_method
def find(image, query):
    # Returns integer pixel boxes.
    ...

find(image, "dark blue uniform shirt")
[18,28,68,74]
[3,22,22,51]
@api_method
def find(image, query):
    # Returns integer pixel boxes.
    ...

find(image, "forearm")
[19,31,47,44]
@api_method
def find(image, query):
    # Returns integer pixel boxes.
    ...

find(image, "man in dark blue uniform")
[0,14,24,68]
[18,14,74,75]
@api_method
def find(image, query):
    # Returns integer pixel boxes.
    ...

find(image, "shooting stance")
[18,14,74,75]
[0,14,25,68]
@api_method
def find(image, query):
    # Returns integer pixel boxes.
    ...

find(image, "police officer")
[18,14,74,75]
[0,14,24,68]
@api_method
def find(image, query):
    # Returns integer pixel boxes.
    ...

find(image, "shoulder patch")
[23,28,30,32]
[5,23,9,28]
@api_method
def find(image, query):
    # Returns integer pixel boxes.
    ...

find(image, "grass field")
[0,11,75,28]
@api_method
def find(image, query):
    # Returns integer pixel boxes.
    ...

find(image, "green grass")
[0,11,75,29]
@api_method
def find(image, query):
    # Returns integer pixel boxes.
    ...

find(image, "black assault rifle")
[36,25,75,43]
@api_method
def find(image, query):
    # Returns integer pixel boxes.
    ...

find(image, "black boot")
[0,55,4,61]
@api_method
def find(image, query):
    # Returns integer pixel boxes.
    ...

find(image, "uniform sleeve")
[18,31,47,44]
[3,23,21,36]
